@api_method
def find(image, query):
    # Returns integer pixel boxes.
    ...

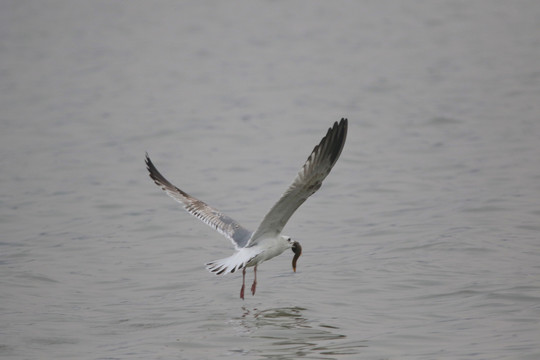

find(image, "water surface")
[1,1,540,359]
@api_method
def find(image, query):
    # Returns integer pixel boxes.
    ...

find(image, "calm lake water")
[1,1,540,359]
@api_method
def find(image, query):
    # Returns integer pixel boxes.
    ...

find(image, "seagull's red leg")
[251,265,257,296]
[240,267,246,300]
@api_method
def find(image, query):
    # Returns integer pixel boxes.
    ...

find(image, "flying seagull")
[145,118,347,299]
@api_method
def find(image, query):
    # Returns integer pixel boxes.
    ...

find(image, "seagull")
[145,118,347,299]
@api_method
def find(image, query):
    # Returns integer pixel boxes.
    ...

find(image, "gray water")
[1,1,540,359]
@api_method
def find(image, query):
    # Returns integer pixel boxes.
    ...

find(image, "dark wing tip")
[145,152,176,190]
[144,152,153,172]
[325,118,348,166]
[300,117,348,179]
[144,152,159,182]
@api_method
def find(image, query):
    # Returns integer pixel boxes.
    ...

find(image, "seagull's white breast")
[246,236,290,267]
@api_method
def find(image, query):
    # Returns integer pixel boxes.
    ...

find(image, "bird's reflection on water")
[227,306,366,358]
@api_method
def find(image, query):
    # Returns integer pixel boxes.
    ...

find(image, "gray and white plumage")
[145,157,253,249]
[145,118,347,298]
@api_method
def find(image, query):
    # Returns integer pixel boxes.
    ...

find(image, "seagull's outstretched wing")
[248,118,348,246]
[145,154,253,249]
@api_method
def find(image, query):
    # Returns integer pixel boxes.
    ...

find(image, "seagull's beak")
[291,241,302,272]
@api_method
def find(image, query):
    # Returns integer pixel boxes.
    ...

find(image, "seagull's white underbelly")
[246,236,290,267]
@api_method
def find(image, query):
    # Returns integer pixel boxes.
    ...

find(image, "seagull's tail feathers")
[206,250,257,275]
